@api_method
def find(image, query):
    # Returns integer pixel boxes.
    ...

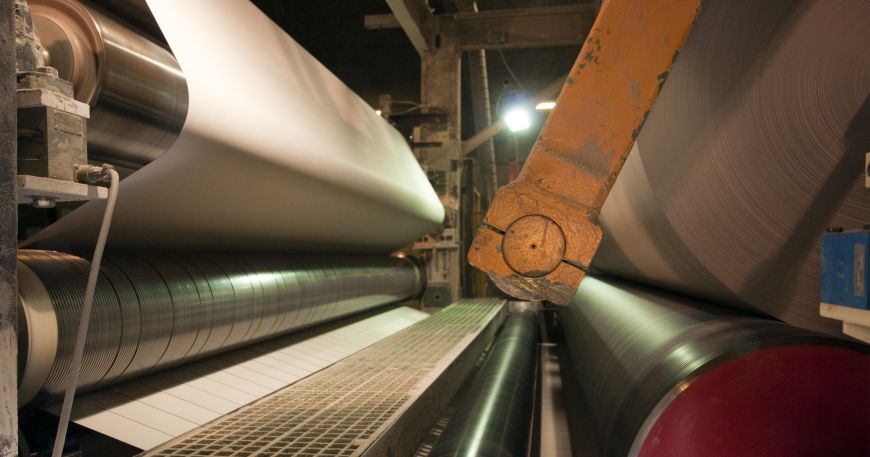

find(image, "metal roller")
[86,0,165,45]
[16,249,423,404]
[594,0,870,335]
[561,277,869,457]
[430,308,539,457]
[28,0,188,167]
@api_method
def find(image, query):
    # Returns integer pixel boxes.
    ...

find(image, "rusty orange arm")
[468,0,702,304]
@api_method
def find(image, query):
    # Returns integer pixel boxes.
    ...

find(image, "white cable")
[51,168,120,457]
[497,49,527,91]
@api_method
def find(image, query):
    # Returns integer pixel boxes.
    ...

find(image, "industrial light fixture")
[375,109,382,116]
[535,101,556,110]
[504,107,531,132]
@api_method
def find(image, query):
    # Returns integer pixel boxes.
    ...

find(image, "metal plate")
[141,299,505,457]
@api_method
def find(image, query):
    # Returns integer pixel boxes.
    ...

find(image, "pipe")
[17,249,423,404]
[28,0,188,168]
[429,308,539,457]
[561,277,870,457]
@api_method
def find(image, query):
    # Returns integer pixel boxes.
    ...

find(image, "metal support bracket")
[17,174,107,206]
[468,0,702,304]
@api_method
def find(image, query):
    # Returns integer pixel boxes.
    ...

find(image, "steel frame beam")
[454,0,497,209]
[384,0,433,55]
[418,19,463,304]
[454,4,596,50]
[468,0,702,304]
[364,13,401,30]
[371,4,596,51]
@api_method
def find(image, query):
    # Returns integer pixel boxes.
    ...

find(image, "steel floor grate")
[141,299,505,456]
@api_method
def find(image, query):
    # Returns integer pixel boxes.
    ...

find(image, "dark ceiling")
[252,0,586,172]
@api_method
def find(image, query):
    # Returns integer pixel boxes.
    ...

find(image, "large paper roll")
[24,0,443,255]
[562,277,869,457]
[594,0,870,334]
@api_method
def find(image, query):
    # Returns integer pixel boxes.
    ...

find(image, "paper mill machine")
[1,1,869,457]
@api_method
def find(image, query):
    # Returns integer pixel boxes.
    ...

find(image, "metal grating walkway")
[141,299,505,456]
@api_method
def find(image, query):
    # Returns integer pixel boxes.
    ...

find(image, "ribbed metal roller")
[561,277,869,457]
[102,254,173,379]
[28,0,188,167]
[170,255,216,357]
[240,255,281,340]
[217,255,259,347]
[142,254,203,369]
[92,257,140,388]
[17,249,423,404]
[179,254,235,356]
[17,251,121,398]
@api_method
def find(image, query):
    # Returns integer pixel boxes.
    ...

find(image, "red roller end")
[638,345,870,457]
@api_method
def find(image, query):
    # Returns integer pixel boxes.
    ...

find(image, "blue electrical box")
[821,229,869,310]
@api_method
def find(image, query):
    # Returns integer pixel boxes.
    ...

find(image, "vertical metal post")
[460,157,475,296]
[466,50,497,206]
[0,0,19,453]
[454,0,498,207]
[420,18,463,304]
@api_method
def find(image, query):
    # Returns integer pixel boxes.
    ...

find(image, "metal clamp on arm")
[468,0,702,304]
[74,163,114,184]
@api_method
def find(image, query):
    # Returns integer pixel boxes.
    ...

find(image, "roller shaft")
[29,0,188,167]
[17,249,423,404]
[430,309,538,457]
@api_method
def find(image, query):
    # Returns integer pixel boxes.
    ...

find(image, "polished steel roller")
[17,249,423,404]
[430,308,538,457]
[87,0,165,45]
[29,0,188,168]
[562,277,869,457]
[594,0,870,335]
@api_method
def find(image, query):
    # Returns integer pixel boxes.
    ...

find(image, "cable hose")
[51,168,120,457]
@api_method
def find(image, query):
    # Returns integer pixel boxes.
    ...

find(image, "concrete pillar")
[0,0,19,454]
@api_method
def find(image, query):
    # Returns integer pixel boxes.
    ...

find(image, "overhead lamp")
[535,101,556,110]
[504,107,531,132]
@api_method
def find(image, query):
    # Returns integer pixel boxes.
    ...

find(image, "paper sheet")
[25,0,443,254]
[594,0,870,334]
[46,306,429,450]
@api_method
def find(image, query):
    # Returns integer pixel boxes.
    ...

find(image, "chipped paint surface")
[468,0,702,305]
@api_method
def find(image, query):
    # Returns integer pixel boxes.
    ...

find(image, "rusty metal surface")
[468,0,702,304]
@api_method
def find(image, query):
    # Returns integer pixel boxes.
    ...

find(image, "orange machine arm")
[468,0,702,304]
